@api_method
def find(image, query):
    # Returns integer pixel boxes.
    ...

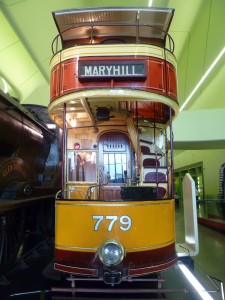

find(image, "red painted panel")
[61,59,77,94]
[130,102,170,123]
[54,263,98,276]
[147,59,165,93]
[166,62,177,99]
[55,243,176,271]
[128,258,177,276]
[50,56,178,102]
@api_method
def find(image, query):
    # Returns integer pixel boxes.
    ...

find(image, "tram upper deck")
[49,7,178,129]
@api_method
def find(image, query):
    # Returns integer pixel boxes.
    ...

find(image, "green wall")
[174,149,225,199]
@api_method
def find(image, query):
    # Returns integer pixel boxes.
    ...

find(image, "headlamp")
[98,240,124,266]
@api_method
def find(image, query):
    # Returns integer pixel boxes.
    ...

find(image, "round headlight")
[98,240,124,266]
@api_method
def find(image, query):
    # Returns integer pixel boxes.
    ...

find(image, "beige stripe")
[50,44,176,69]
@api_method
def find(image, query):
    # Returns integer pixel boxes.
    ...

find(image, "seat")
[144,172,167,183]
[141,145,150,154]
[157,187,167,198]
[143,158,160,168]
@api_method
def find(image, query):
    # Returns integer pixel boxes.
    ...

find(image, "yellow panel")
[55,199,175,253]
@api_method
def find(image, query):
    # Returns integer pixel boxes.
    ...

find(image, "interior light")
[180,46,225,111]
[148,0,153,6]
[74,143,80,150]
[90,38,95,44]
[71,117,77,127]
[178,261,214,300]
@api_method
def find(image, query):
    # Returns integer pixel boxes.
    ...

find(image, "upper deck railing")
[51,23,175,55]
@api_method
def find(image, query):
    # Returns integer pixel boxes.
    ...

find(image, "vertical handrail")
[61,103,67,199]
[169,107,174,198]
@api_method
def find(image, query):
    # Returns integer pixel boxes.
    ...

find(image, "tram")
[49,7,179,285]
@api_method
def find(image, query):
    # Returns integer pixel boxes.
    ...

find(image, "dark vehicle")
[0,90,61,270]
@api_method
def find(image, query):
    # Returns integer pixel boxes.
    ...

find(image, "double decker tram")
[49,7,179,286]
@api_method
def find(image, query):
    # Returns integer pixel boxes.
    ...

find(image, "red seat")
[141,145,150,154]
[143,158,160,167]
[157,187,167,198]
[144,172,166,183]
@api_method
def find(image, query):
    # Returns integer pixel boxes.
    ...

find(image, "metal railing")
[51,23,175,55]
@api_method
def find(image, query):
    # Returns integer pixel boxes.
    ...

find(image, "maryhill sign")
[78,60,146,79]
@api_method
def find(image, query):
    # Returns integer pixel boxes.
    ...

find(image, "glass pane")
[122,153,127,164]
[109,163,115,180]
[67,151,97,182]
[67,151,76,181]
[115,153,121,163]
[104,153,108,165]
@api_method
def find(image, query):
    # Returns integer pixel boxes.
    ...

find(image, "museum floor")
[176,200,225,286]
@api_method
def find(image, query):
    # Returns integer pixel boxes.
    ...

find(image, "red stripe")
[55,243,176,272]
[54,263,98,276]
[128,257,177,276]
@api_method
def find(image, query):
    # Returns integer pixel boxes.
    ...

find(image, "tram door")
[98,132,131,200]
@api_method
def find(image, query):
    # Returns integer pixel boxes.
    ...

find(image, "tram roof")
[52,7,174,45]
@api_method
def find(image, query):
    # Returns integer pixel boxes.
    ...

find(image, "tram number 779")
[92,215,132,232]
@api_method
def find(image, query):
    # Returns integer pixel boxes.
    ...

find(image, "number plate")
[92,215,132,231]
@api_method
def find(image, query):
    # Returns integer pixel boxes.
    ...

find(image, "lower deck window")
[103,153,127,183]
[67,151,97,182]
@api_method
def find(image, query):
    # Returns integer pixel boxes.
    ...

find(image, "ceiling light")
[71,117,77,127]
[178,261,214,300]
[180,46,225,111]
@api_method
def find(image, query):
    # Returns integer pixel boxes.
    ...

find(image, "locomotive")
[49,7,179,286]
[0,90,61,269]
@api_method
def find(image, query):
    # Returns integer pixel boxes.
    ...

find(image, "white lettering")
[92,66,99,76]
[84,66,92,76]
[99,65,105,76]
[92,215,104,231]
[106,65,112,75]
[113,65,120,75]
[92,215,132,231]
[81,63,144,77]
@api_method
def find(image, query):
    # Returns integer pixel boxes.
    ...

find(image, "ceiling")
[0,0,225,150]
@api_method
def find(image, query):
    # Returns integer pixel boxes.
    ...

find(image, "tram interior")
[65,109,171,202]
